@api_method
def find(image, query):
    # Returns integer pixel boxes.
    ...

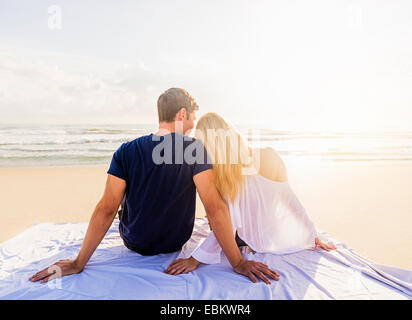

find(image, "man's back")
[108,132,211,255]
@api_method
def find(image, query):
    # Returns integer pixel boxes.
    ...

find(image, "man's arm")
[193,170,280,284]
[29,174,126,283]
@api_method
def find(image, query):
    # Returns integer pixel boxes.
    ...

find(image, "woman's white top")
[192,172,318,264]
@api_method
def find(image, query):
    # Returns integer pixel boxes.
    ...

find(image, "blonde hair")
[195,112,252,202]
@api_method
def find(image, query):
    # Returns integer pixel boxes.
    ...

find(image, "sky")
[0,0,411,132]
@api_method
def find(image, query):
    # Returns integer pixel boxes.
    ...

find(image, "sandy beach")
[0,160,411,270]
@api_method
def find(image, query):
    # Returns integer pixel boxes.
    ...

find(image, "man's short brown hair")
[157,88,199,122]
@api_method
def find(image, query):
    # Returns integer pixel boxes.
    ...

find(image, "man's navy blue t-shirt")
[107,132,212,255]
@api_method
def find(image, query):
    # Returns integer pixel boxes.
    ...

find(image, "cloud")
[0,50,160,123]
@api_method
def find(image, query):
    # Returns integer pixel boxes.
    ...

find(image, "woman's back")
[227,147,317,253]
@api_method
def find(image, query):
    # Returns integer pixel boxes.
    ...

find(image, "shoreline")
[1,157,411,170]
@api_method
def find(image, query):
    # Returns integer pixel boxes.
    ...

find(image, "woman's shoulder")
[251,147,288,182]
[250,146,283,162]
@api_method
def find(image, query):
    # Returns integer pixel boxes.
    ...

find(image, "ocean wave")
[0,124,411,166]
[65,128,150,135]
[0,138,131,146]
[0,154,111,160]
[323,157,412,162]
[0,147,117,153]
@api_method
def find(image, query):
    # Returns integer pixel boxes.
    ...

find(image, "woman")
[165,112,336,275]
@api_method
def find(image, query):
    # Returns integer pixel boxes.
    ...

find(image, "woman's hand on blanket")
[314,237,337,251]
[164,256,201,276]
[29,259,83,284]
[233,259,280,285]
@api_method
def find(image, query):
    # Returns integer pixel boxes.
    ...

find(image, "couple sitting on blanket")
[29,88,336,285]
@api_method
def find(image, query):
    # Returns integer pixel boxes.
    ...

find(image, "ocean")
[0,124,411,167]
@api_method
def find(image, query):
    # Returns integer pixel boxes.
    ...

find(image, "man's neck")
[155,122,184,136]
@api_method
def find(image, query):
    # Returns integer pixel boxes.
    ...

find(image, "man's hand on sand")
[233,259,280,285]
[29,259,83,284]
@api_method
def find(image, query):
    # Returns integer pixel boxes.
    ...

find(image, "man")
[29,88,279,285]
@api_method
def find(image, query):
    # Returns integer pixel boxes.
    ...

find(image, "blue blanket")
[1,218,411,299]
